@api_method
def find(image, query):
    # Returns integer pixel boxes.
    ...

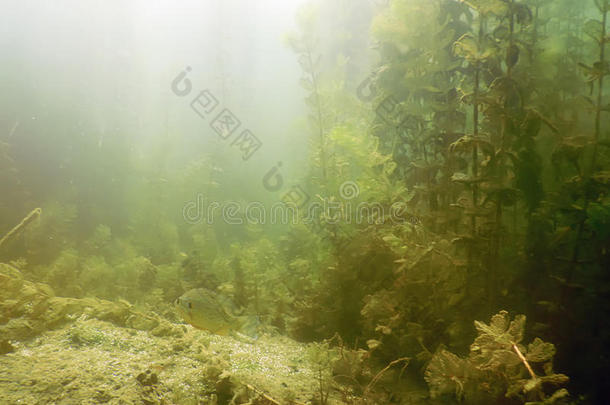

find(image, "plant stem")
[363,357,410,398]
[563,3,607,293]
[471,16,483,234]
[306,44,327,185]
[0,208,42,250]
[512,343,536,380]
[591,4,607,173]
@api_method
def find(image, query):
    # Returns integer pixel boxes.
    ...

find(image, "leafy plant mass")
[426,311,568,403]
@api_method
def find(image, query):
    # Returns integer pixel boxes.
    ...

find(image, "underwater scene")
[1,0,609,404]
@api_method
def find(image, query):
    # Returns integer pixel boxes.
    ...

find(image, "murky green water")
[1,0,609,403]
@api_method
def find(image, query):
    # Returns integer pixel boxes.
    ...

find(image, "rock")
[0,340,15,354]
[151,319,183,337]
[136,370,159,386]
[126,314,159,331]
[215,371,235,403]
[205,364,224,381]
[229,386,251,404]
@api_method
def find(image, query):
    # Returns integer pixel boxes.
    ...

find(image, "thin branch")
[0,208,42,250]
[363,357,410,398]
[512,343,536,380]
[245,383,306,405]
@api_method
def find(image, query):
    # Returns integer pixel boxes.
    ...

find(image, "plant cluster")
[285,0,609,402]
[1,0,608,402]
[425,311,568,404]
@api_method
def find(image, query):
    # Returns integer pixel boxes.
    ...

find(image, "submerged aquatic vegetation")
[0,0,609,403]
[425,311,569,404]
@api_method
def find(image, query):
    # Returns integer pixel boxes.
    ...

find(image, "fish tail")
[238,315,260,339]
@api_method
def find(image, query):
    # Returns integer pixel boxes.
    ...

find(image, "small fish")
[175,288,258,337]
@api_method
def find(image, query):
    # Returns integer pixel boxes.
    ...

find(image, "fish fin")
[237,315,260,339]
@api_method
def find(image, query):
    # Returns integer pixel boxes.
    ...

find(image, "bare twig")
[363,357,410,398]
[8,121,20,139]
[245,383,306,405]
[512,343,536,380]
[0,208,42,250]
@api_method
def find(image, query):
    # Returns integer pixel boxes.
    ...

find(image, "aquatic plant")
[287,3,330,185]
[425,311,569,404]
[306,340,341,405]
[0,208,41,252]
[23,201,77,264]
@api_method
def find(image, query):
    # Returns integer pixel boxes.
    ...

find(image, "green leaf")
[300,77,314,91]
[592,171,610,184]
[524,378,540,392]
[526,338,555,363]
[493,25,509,40]
[450,135,494,155]
[586,203,610,239]
[524,388,569,405]
[595,0,609,13]
[453,34,481,62]
[584,19,604,43]
[539,374,569,386]
[382,234,402,246]
[514,4,533,25]
[506,44,520,68]
[470,311,525,367]
[425,349,470,400]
